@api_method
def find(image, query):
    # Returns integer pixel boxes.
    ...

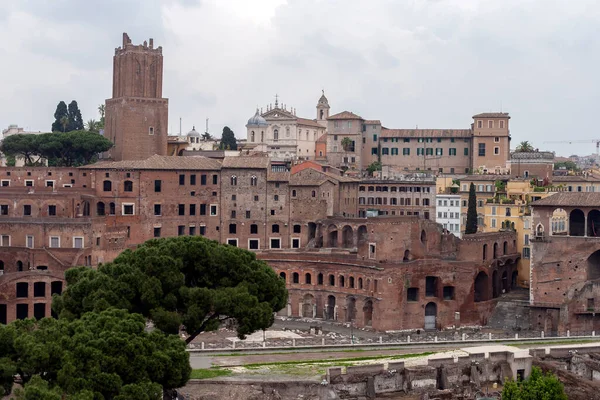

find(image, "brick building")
[509,151,555,180]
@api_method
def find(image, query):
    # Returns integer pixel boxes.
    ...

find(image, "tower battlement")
[115,32,163,55]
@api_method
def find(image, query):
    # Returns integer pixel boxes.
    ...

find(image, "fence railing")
[187,329,599,351]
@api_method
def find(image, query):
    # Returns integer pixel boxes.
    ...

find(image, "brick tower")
[104,33,168,161]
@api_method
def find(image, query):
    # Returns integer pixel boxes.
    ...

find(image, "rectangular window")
[190,174,196,185]
[154,180,162,192]
[189,226,196,236]
[249,239,259,250]
[122,203,135,215]
[0,235,9,247]
[523,247,531,259]
[178,204,185,215]
[48,205,56,216]
[25,180,34,187]
[464,148,469,156]
[50,236,60,248]
[373,134,377,141]
[149,126,154,135]
[403,148,410,155]
[426,148,433,156]
[212,175,218,184]
[189,204,196,216]
[494,147,500,155]
[491,219,496,228]
[179,174,185,185]
[270,238,281,249]
[1,180,9,187]
[26,235,34,249]
[178,225,185,236]
[73,237,84,248]
[478,143,485,156]
[200,175,207,185]
[381,148,389,155]
[246,210,251,219]
[417,148,424,156]
[391,148,399,155]
[154,204,162,216]
[500,120,505,129]
[436,148,443,156]
[210,205,218,216]
[488,120,493,128]
[24,205,31,216]
[369,243,376,259]
[200,204,206,215]
[45,180,54,187]
[371,147,378,155]
[407,288,419,302]
[449,148,456,156]
[524,234,530,246]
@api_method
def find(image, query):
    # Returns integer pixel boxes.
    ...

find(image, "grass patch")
[511,339,600,347]
[190,368,232,379]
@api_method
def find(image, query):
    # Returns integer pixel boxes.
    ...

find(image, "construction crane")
[543,139,600,159]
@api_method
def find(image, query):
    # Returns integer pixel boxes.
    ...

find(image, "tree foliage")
[0,131,113,167]
[53,236,288,343]
[51,101,68,132]
[515,141,534,152]
[98,104,105,129]
[465,182,478,234]
[554,161,579,171]
[367,161,382,176]
[341,137,353,152]
[67,101,84,132]
[219,126,237,150]
[0,309,189,398]
[51,101,84,132]
[501,366,567,400]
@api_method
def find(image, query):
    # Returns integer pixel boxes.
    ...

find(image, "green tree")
[554,161,579,171]
[201,131,213,141]
[60,116,69,133]
[515,141,534,152]
[86,119,99,133]
[51,101,68,132]
[0,134,40,165]
[367,161,382,176]
[341,137,353,152]
[465,182,478,234]
[67,100,84,131]
[1,310,189,398]
[36,131,113,166]
[501,366,567,400]
[53,236,288,344]
[219,126,237,150]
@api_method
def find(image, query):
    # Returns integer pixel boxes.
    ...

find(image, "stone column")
[585,212,588,237]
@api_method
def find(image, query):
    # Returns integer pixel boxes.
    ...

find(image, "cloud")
[2,0,600,156]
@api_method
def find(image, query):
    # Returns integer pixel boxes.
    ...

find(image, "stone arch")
[103,180,112,192]
[363,299,373,327]
[474,271,490,302]
[483,244,488,260]
[358,277,363,289]
[305,272,312,284]
[123,180,133,192]
[292,272,299,284]
[357,225,368,244]
[403,250,411,262]
[588,210,600,237]
[339,275,345,288]
[342,225,353,248]
[317,272,323,285]
[587,250,600,280]
[279,272,286,282]
[425,302,437,330]
[349,276,355,288]
[327,224,338,247]
[492,270,499,298]
[570,209,585,236]
[329,274,335,286]
[346,296,357,322]
[96,201,105,216]
[536,223,545,237]
[326,295,336,320]
[302,294,315,318]
[551,208,567,235]
[420,229,427,244]
[16,260,23,272]
[503,241,508,255]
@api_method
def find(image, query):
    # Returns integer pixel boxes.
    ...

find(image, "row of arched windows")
[482,241,510,260]
[280,271,372,291]
[103,180,133,192]
[230,176,258,186]
[96,202,116,216]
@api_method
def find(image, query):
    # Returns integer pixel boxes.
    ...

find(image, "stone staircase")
[486,288,531,331]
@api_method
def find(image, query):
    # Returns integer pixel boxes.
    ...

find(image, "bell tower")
[316,90,330,127]
[104,33,168,161]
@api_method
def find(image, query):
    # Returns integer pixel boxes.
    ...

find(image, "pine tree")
[465,182,478,234]
[220,126,237,150]
[51,101,68,132]
[67,100,84,131]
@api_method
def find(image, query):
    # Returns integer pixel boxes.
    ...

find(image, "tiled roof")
[472,112,510,119]
[460,175,510,182]
[296,118,324,128]
[221,156,270,169]
[327,111,363,120]
[289,175,330,186]
[81,154,222,170]
[267,171,290,182]
[380,128,472,138]
[531,192,600,207]
[364,120,381,124]
[551,175,600,182]
[511,151,554,160]
[322,171,359,183]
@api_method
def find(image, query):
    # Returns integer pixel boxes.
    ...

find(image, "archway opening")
[346,297,357,322]
[302,294,315,318]
[363,299,373,327]
[493,243,498,259]
[342,225,353,248]
[97,201,105,216]
[570,209,585,236]
[588,210,600,237]
[483,244,488,260]
[503,241,508,255]
[327,224,338,247]
[16,260,23,272]
[587,250,600,280]
[279,272,286,282]
[403,250,411,262]
[551,208,567,235]
[326,295,336,320]
[308,223,317,241]
[511,270,518,288]
[420,229,427,244]
[82,201,90,217]
[424,302,437,330]
[501,270,509,293]
[492,270,499,298]
[474,271,490,302]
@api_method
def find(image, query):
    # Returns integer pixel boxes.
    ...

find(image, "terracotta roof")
[472,112,510,119]
[316,133,327,143]
[267,171,290,182]
[364,120,381,125]
[221,156,270,169]
[327,111,363,120]
[80,154,222,170]
[296,118,324,128]
[551,175,600,182]
[322,171,359,183]
[531,192,600,207]
[380,128,472,138]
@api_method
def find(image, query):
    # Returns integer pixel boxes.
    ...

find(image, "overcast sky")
[1,0,600,157]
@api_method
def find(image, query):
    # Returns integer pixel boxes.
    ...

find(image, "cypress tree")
[220,126,237,150]
[51,101,68,132]
[465,182,478,234]
[67,100,84,131]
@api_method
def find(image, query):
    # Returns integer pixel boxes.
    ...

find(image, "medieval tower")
[104,33,168,161]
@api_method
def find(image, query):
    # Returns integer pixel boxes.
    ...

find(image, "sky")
[1,0,600,157]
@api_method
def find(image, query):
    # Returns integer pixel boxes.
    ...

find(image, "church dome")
[187,126,200,137]
[318,90,329,107]
[247,109,268,127]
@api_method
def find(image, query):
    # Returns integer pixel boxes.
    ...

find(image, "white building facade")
[436,194,462,238]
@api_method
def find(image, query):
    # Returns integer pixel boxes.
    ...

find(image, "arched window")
[274,129,279,141]
[292,272,299,284]
[109,202,116,215]
[329,274,335,286]
[82,201,90,217]
[250,176,257,186]
[123,180,133,192]
[311,190,316,198]
[317,273,324,285]
[17,260,23,272]
[97,202,105,216]
[483,244,488,260]
[339,275,345,287]
[305,273,312,284]
[231,176,237,186]
[103,180,112,192]
[279,272,286,282]
[349,276,355,288]
[358,277,363,289]
[250,131,255,142]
